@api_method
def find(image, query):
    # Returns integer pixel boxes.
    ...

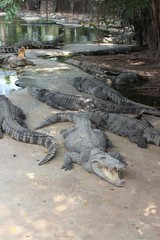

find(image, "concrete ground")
[0,45,160,240]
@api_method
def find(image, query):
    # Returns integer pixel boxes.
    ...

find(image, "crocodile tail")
[143,128,160,146]
[0,46,18,53]
[95,99,160,116]
[142,108,160,117]
[34,112,78,130]
[25,130,57,165]
[2,119,57,165]
[37,134,57,165]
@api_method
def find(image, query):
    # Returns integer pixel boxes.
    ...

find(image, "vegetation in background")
[104,0,160,55]
[0,0,25,21]
[0,0,160,55]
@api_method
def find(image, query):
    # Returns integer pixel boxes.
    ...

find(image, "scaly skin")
[73,77,160,111]
[0,95,56,165]
[1,47,35,68]
[73,77,132,104]
[34,112,127,186]
[34,111,160,148]
[28,87,160,116]
[0,33,64,53]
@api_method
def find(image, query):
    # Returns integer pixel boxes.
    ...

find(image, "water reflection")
[0,16,100,46]
[0,69,21,95]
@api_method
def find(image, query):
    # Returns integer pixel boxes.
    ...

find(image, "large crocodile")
[65,59,107,81]
[0,95,56,165]
[49,113,127,186]
[28,87,160,116]
[0,47,35,68]
[89,111,160,148]
[72,77,155,110]
[72,77,134,104]
[66,59,142,85]
[34,111,160,148]
[0,33,64,53]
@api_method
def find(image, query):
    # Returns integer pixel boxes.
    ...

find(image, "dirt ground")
[73,49,160,97]
[0,50,160,240]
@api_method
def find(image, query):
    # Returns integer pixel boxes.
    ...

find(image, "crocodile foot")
[61,154,73,170]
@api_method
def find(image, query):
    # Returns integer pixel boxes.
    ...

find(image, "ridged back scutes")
[29,88,160,115]
[34,112,79,130]
[0,46,18,53]
[143,128,160,145]
[73,77,131,105]
[1,95,57,164]
[0,35,64,54]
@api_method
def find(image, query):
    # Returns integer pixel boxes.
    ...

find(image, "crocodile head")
[89,148,127,187]
[28,87,45,98]
[28,87,53,102]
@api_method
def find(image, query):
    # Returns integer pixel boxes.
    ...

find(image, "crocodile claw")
[61,157,73,170]
[61,163,73,170]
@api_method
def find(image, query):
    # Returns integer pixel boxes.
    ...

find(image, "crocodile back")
[64,116,106,154]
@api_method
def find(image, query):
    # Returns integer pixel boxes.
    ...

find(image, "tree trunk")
[40,0,57,14]
[149,0,160,54]
[55,0,71,12]
[73,0,88,13]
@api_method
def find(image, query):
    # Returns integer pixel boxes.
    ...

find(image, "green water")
[0,16,159,108]
[0,69,21,95]
[0,16,102,46]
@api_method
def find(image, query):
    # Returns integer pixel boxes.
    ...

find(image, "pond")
[0,69,21,95]
[0,16,103,46]
[0,16,104,95]
[0,16,160,108]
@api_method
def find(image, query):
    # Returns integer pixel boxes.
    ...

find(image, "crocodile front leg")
[93,128,114,148]
[61,152,80,170]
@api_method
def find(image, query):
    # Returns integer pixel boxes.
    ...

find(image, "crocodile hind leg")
[93,128,114,148]
[61,152,80,170]
[127,129,147,148]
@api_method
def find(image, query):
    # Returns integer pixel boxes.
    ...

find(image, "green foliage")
[101,0,150,45]
[104,0,149,20]
[0,0,25,21]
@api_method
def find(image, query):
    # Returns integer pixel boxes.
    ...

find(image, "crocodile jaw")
[92,162,125,187]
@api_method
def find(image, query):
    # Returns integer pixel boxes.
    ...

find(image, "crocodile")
[67,59,147,85]
[28,87,160,116]
[65,59,107,81]
[0,95,56,165]
[0,47,35,68]
[72,77,134,104]
[34,111,160,148]
[46,112,126,186]
[72,77,156,110]
[89,111,159,148]
[0,33,64,53]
